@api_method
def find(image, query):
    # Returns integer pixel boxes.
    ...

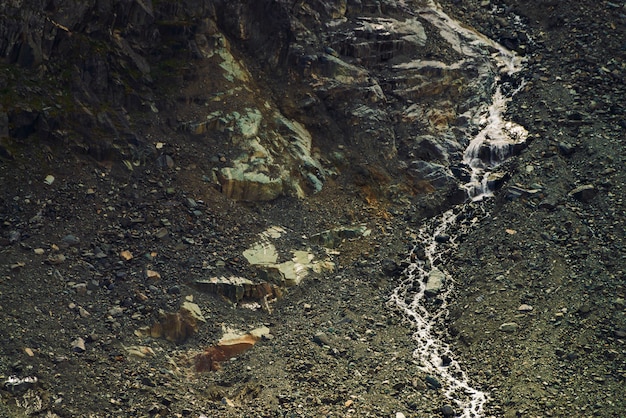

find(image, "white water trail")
[463,84,528,201]
[389,2,529,416]
[390,207,487,417]
[419,0,528,201]
[418,1,524,75]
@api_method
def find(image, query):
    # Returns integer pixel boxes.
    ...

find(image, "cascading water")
[390,205,488,417]
[418,0,528,201]
[463,84,528,201]
[390,2,529,417]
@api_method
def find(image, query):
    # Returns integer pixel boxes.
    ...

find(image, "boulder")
[409,160,457,189]
[568,184,596,202]
[425,268,446,296]
[217,166,284,201]
[310,225,369,248]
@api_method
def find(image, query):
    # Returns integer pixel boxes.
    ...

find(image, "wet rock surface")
[0,0,625,417]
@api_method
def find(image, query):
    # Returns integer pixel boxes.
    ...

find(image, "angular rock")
[381,258,401,275]
[217,166,284,201]
[71,337,86,353]
[425,375,442,389]
[61,234,80,246]
[538,197,559,210]
[310,225,369,248]
[434,234,450,243]
[568,184,597,202]
[312,331,332,347]
[425,268,446,296]
[243,227,335,286]
[485,171,509,190]
[181,301,207,323]
[243,241,279,266]
[149,306,201,344]
[499,322,519,333]
[46,253,66,265]
[193,277,282,303]
[409,160,457,189]
[194,327,269,372]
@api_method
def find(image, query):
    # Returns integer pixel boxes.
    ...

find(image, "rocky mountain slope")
[0,0,624,417]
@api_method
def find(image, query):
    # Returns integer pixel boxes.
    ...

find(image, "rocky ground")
[440,0,626,416]
[0,0,625,417]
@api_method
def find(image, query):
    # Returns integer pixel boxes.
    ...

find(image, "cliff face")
[1,0,503,209]
[1,0,158,157]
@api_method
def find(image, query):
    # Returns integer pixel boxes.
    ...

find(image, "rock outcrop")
[0,0,525,207]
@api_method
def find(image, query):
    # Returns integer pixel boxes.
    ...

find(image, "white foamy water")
[390,207,487,417]
[463,83,528,201]
[390,2,529,416]
[419,0,528,201]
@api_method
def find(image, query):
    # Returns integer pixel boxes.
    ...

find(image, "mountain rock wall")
[0,0,502,208]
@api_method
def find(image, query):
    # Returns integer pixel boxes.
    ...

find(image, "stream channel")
[389,2,529,417]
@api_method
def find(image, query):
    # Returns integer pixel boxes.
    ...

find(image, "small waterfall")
[390,2,529,416]
[418,0,528,201]
[463,84,528,201]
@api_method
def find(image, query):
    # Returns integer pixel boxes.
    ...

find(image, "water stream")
[390,205,488,416]
[389,2,529,416]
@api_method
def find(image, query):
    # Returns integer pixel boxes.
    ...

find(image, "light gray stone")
[425,268,446,296]
[71,337,86,353]
[499,322,519,333]
[217,166,284,201]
